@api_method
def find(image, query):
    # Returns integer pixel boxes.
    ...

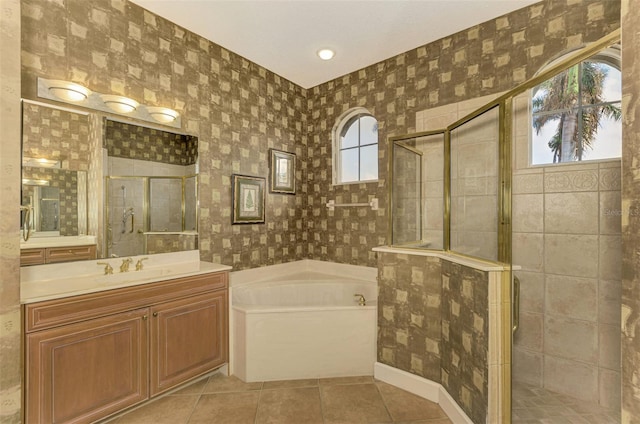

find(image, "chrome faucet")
[97,262,114,275]
[354,293,366,306]
[135,257,149,271]
[120,258,133,273]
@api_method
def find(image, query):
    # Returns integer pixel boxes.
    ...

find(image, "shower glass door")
[107,177,146,258]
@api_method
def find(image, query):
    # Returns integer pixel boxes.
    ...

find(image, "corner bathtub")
[230,262,377,382]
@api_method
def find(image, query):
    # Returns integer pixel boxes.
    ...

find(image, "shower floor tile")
[512,382,620,424]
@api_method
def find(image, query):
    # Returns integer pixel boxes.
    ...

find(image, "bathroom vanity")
[20,236,98,266]
[21,252,231,424]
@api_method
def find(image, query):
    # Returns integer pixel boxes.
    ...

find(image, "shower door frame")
[387,28,621,423]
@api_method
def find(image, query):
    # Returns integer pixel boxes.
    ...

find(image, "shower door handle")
[512,276,520,335]
[130,213,134,233]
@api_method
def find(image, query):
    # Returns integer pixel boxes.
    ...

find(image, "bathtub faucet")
[354,293,366,306]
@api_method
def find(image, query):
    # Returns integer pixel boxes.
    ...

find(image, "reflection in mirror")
[105,119,198,258]
[21,101,90,241]
[21,101,198,262]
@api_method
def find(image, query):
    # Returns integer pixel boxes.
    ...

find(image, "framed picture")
[231,174,265,224]
[269,149,296,194]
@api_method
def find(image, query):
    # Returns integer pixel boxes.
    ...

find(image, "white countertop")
[21,250,232,304]
[20,235,97,249]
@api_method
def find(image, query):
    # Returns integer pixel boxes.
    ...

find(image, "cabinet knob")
[143,315,148,320]
[153,312,158,317]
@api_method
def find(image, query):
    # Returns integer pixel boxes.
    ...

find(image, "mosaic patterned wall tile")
[307,0,620,267]
[0,0,22,421]
[21,0,308,269]
[22,167,79,236]
[441,260,489,424]
[146,233,198,255]
[377,252,442,381]
[105,119,198,165]
[22,102,90,171]
[621,0,640,420]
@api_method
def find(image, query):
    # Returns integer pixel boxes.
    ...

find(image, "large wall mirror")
[21,100,199,261]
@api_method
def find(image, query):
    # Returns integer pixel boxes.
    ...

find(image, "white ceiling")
[130,0,539,89]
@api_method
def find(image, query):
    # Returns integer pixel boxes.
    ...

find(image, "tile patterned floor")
[512,382,620,424]
[107,374,453,424]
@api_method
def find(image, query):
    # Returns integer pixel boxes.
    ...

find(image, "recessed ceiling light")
[317,49,335,60]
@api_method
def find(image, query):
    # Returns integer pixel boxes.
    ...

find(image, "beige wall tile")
[512,194,543,233]
[599,368,621,410]
[600,235,622,280]
[545,275,597,321]
[545,316,598,364]
[544,192,599,235]
[599,323,621,370]
[600,191,622,235]
[515,271,544,314]
[513,348,543,386]
[513,171,544,194]
[513,232,544,272]
[514,312,543,351]
[599,279,622,326]
[544,234,599,278]
[544,355,598,402]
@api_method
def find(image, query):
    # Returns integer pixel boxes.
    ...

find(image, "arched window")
[531,46,621,165]
[333,108,379,184]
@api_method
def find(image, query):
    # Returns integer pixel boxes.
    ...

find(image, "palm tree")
[532,61,621,163]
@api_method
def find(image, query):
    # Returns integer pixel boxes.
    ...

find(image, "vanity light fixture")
[22,179,50,186]
[100,94,139,113]
[147,106,179,123]
[317,49,335,60]
[22,157,61,169]
[37,77,182,129]
[47,80,90,102]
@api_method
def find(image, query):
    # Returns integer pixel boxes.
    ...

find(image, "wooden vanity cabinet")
[21,245,97,266]
[24,271,229,424]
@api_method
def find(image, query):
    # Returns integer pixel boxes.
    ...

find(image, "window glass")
[531,59,621,165]
[334,111,379,184]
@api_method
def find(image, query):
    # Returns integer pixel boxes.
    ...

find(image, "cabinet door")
[46,245,97,263]
[26,309,149,424]
[150,290,227,395]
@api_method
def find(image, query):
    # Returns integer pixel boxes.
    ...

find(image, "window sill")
[332,179,379,187]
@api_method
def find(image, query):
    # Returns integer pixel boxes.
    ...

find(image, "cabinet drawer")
[25,271,228,333]
[21,248,46,266]
[46,245,96,263]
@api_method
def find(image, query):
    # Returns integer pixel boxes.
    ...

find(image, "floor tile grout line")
[373,381,395,423]
[253,382,265,424]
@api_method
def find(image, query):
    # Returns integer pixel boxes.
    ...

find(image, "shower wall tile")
[544,192,599,235]
[599,369,621,410]
[544,234,599,278]
[544,316,598,364]
[545,275,597,321]
[512,194,543,233]
[512,348,543,387]
[544,356,598,402]
[512,171,544,195]
[600,190,622,234]
[599,279,622,326]
[599,323,621,370]
[543,169,600,193]
[513,312,543,351]
[599,235,622,280]
[512,232,544,272]
[515,271,544,314]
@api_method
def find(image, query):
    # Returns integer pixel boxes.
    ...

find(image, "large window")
[333,109,378,184]
[531,49,621,165]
